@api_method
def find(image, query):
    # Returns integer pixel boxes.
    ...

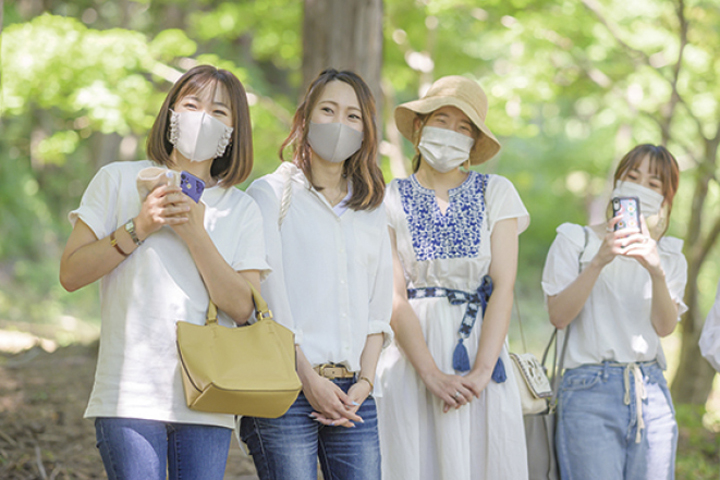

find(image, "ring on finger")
[453,391,462,399]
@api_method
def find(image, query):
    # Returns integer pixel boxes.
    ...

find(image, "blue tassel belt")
[407,274,506,383]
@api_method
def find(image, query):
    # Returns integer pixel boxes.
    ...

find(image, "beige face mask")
[307,121,363,163]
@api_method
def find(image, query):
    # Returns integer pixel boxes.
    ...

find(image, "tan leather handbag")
[176,282,302,418]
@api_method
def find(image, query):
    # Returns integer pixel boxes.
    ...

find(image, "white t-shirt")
[542,223,688,369]
[247,163,393,372]
[70,160,270,429]
[700,281,720,372]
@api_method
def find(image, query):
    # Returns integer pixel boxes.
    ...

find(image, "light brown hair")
[280,69,384,211]
[147,65,253,186]
[614,144,680,236]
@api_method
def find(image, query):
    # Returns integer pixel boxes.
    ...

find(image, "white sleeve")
[486,175,530,234]
[541,223,586,298]
[366,206,394,348]
[68,166,121,238]
[247,178,303,345]
[230,196,272,281]
[700,281,720,372]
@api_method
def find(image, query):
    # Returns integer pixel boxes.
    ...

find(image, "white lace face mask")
[169,110,233,162]
[307,121,363,163]
[418,126,475,173]
[612,180,665,217]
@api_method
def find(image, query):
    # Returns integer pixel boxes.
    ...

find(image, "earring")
[215,127,233,158]
[168,111,179,146]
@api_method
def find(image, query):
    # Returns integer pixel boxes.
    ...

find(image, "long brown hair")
[147,65,253,187]
[280,69,384,211]
[614,144,680,236]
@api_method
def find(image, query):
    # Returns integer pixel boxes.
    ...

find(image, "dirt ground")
[0,342,259,480]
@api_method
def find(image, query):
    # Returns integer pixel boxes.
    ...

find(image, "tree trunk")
[301,0,383,113]
[671,139,720,404]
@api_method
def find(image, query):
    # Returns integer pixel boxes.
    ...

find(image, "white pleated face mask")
[307,121,364,163]
[169,110,233,162]
[418,126,475,173]
[612,181,665,217]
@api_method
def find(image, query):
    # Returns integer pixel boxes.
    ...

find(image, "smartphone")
[180,171,205,203]
[611,196,641,232]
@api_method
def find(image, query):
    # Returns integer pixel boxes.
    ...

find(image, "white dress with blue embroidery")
[377,172,530,480]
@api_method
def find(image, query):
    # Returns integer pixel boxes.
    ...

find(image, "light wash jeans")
[240,377,381,480]
[556,362,677,480]
[94,417,231,480]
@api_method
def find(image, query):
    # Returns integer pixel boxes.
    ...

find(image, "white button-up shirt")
[247,163,393,372]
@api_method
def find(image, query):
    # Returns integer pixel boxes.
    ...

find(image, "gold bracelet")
[110,231,129,257]
[358,376,374,392]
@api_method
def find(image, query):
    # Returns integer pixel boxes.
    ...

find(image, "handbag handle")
[204,281,274,326]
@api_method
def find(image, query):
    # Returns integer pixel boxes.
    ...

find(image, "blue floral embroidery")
[398,172,488,261]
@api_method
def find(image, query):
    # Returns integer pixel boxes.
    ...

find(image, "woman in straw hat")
[376,76,529,480]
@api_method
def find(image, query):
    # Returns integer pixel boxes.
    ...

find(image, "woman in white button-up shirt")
[240,69,393,480]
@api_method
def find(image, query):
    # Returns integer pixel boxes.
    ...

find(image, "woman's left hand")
[458,368,492,401]
[310,380,372,427]
[621,215,663,277]
[171,196,206,243]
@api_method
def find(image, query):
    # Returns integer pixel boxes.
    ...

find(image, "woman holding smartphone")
[542,144,686,480]
[59,65,268,480]
[241,69,393,480]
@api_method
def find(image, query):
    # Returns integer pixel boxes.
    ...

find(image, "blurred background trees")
[2,0,719,469]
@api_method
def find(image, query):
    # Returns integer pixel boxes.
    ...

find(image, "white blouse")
[542,223,688,370]
[247,163,393,372]
[700,281,720,372]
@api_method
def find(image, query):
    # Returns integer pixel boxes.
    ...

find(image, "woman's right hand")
[421,368,474,413]
[592,215,638,268]
[302,372,364,428]
[134,185,191,239]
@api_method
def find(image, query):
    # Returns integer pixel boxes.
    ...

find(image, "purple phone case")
[180,171,205,203]
[612,196,641,231]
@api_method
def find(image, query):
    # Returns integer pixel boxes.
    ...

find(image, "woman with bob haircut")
[59,65,269,480]
[377,75,530,480]
[542,144,686,480]
[240,69,393,480]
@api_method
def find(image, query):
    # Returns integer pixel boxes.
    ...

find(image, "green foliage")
[675,404,720,479]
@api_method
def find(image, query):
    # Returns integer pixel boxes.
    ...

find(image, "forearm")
[547,260,603,329]
[358,333,383,381]
[472,285,512,376]
[390,299,441,381]
[650,270,679,337]
[60,222,138,291]
[182,229,256,324]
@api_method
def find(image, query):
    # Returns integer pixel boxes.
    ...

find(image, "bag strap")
[204,281,274,326]
[546,225,590,410]
[278,163,294,228]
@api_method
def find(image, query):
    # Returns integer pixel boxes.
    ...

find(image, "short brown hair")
[280,69,385,211]
[147,65,253,187]
[614,144,680,235]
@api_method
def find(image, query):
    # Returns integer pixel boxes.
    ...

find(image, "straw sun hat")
[394,76,501,165]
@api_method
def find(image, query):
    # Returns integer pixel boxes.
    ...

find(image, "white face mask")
[169,110,233,162]
[612,180,665,217]
[418,126,475,173]
[307,121,363,163]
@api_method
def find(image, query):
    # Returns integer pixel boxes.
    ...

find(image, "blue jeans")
[95,417,231,480]
[556,362,677,480]
[240,378,381,480]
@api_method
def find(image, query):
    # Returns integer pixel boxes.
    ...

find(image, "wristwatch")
[124,218,143,246]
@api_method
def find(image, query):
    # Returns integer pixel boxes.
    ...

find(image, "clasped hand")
[304,373,371,428]
[422,368,491,413]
